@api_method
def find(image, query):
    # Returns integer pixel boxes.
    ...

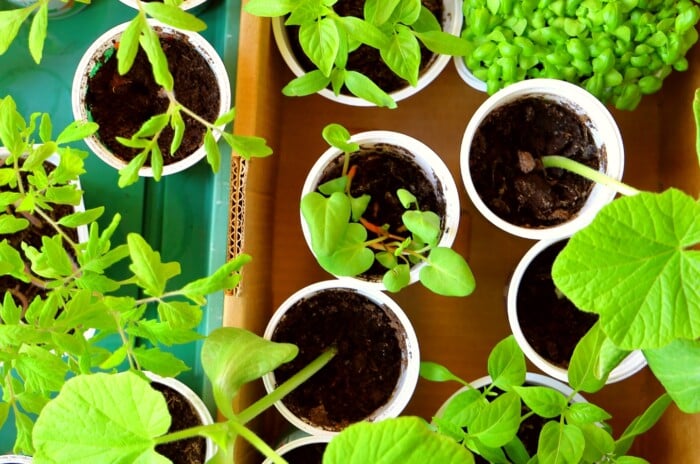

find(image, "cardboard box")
[227,5,700,462]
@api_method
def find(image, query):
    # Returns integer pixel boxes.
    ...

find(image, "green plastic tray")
[0,0,239,451]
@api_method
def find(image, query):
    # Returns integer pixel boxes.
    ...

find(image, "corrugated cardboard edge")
[226,2,283,462]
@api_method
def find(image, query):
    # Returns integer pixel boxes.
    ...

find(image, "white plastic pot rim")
[118,0,208,11]
[507,238,647,385]
[145,372,217,461]
[453,55,487,92]
[262,434,333,464]
[271,0,462,106]
[0,456,32,464]
[460,78,625,241]
[300,130,460,290]
[71,19,230,178]
[262,280,420,436]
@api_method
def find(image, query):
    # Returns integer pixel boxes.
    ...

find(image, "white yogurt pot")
[262,280,419,436]
[71,20,230,178]
[301,130,460,290]
[271,0,462,106]
[0,456,32,464]
[507,238,647,385]
[145,372,217,462]
[453,55,487,92]
[263,434,332,464]
[460,78,624,241]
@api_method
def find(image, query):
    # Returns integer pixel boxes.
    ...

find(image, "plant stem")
[229,420,289,464]
[237,347,337,424]
[541,155,640,197]
[153,422,226,446]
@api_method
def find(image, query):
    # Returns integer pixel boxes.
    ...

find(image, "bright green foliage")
[301,124,474,296]
[324,417,476,464]
[552,189,700,351]
[0,0,55,64]
[460,0,700,109]
[247,0,470,107]
[33,372,172,464]
[644,340,700,413]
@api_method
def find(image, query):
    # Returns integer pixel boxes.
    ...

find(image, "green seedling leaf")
[0,214,29,234]
[99,344,128,370]
[203,129,221,173]
[512,386,568,418]
[565,402,612,426]
[402,210,440,247]
[614,393,672,455]
[344,70,397,108]
[118,151,148,188]
[0,169,16,187]
[420,247,475,297]
[282,70,332,97]
[25,235,73,278]
[142,2,207,31]
[397,188,417,209]
[0,403,10,430]
[225,133,273,159]
[376,251,398,269]
[116,137,150,149]
[244,0,296,16]
[117,15,145,75]
[180,253,251,301]
[317,223,374,276]
[133,347,189,377]
[318,176,348,196]
[503,437,529,464]
[157,300,202,329]
[364,0,401,26]
[537,421,585,464]
[33,372,171,464]
[14,410,33,456]
[127,233,181,297]
[299,17,339,77]
[46,185,82,205]
[0,96,24,154]
[139,25,174,91]
[201,327,297,418]
[169,107,185,155]
[615,457,650,464]
[380,25,421,86]
[439,387,484,428]
[1,291,22,325]
[350,194,370,221]
[337,16,389,50]
[383,263,410,292]
[470,391,521,448]
[487,335,526,391]
[56,120,99,145]
[23,142,56,170]
[128,320,202,347]
[57,206,105,228]
[324,416,475,464]
[0,8,35,56]
[28,2,48,64]
[393,0,421,24]
[16,345,68,393]
[420,361,467,384]
[644,340,700,413]
[214,107,236,126]
[568,322,610,394]
[412,5,441,32]
[301,191,351,257]
[578,423,615,463]
[322,123,359,153]
[135,113,170,138]
[415,30,472,56]
[552,189,700,350]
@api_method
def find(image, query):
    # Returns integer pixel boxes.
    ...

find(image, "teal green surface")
[0,0,240,451]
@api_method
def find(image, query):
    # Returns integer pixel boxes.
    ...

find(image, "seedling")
[301,123,475,297]
[245,0,470,108]
[0,97,258,454]
[32,328,337,464]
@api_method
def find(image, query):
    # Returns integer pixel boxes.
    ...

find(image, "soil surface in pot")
[151,382,207,464]
[85,30,219,166]
[0,162,79,314]
[287,0,443,94]
[318,143,446,279]
[469,97,602,228]
[282,443,327,464]
[517,240,598,368]
[271,288,404,431]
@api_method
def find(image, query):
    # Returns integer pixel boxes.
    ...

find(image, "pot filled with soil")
[435,372,587,462]
[262,280,419,436]
[460,78,624,240]
[71,19,230,180]
[263,435,332,464]
[507,238,647,384]
[270,0,463,106]
[0,149,88,314]
[301,129,463,293]
[145,372,216,463]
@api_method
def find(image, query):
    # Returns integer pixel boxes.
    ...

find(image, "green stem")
[229,421,289,464]
[153,422,225,446]
[237,347,337,424]
[541,155,640,197]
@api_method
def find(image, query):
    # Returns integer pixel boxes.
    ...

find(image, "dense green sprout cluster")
[461,0,700,109]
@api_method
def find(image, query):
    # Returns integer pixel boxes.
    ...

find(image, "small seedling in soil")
[301,123,475,297]
[244,0,470,108]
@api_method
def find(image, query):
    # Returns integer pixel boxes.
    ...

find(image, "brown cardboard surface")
[229,5,700,462]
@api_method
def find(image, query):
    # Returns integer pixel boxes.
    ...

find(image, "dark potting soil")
[151,382,207,464]
[469,97,602,228]
[271,288,404,431]
[286,0,444,94]
[85,30,219,166]
[0,163,79,315]
[318,143,445,279]
[517,240,598,368]
[282,443,327,464]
